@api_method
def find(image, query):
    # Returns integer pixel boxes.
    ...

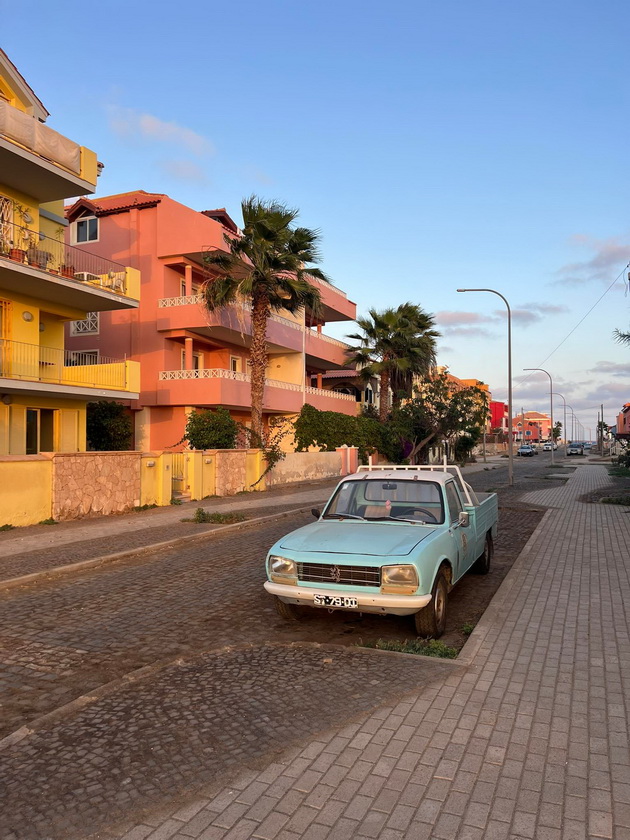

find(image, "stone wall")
[50,452,142,520]
[265,451,343,487]
[213,450,248,496]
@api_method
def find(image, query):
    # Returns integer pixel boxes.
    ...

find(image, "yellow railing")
[0,338,130,390]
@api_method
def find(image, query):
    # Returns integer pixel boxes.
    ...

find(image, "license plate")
[313,594,358,608]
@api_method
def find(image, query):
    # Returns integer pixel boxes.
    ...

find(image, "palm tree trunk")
[250,290,270,439]
[379,369,390,423]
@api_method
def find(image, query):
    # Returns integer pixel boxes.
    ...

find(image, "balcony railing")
[0,221,130,295]
[158,367,355,401]
[0,338,129,390]
[0,99,81,176]
[157,295,349,348]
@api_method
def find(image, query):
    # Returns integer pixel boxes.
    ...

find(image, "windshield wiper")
[366,516,420,524]
[324,513,365,520]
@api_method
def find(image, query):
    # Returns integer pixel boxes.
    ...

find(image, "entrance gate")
[171,452,188,497]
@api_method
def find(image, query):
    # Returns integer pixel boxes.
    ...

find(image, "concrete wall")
[50,451,141,520]
[265,451,343,486]
[0,455,52,526]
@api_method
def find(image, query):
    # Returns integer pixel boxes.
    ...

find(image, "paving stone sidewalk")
[90,462,629,840]
[0,479,340,584]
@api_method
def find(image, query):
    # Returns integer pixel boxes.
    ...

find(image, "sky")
[3,0,629,436]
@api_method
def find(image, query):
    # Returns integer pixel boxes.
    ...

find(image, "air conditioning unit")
[74,272,101,284]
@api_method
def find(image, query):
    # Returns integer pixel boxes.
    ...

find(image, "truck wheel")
[472,533,493,575]
[274,596,302,621]
[414,570,448,638]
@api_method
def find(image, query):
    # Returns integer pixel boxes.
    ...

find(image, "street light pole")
[457,288,513,486]
[552,392,567,457]
[524,367,554,466]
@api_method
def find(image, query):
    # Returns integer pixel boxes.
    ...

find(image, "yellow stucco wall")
[267,352,304,385]
[0,456,52,526]
[0,396,86,456]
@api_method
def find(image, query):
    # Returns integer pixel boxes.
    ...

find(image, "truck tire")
[472,533,493,575]
[414,569,448,638]
[274,596,302,621]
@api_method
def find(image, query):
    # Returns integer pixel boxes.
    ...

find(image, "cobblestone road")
[0,456,562,839]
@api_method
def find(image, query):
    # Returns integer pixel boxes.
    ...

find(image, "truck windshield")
[324,479,445,524]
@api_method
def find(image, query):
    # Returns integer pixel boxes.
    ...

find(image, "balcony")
[0,99,97,201]
[0,221,139,311]
[0,338,140,399]
[157,296,349,367]
[157,368,358,416]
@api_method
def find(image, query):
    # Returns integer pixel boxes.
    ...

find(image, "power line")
[516,261,630,386]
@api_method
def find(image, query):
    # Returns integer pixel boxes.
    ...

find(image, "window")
[444,482,463,524]
[180,349,203,371]
[67,350,99,365]
[75,216,98,243]
[70,312,99,335]
[230,356,242,373]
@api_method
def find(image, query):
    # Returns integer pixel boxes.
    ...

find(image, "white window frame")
[67,349,100,365]
[230,356,242,373]
[181,349,204,371]
[73,216,99,245]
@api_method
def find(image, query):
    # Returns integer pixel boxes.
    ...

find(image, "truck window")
[445,482,463,524]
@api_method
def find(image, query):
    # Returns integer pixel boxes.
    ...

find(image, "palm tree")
[614,328,630,346]
[203,197,328,438]
[346,303,440,423]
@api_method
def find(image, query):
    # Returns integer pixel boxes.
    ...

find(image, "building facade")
[615,402,630,441]
[65,191,357,450]
[512,410,552,442]
[0,50,140,455]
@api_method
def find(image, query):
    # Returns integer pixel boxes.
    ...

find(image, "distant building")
[615,402,630,441]
[512,410,552,442]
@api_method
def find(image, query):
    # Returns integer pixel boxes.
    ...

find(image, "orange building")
[616,403,630,440]
[512,410,552,442]
[64,191,357,450]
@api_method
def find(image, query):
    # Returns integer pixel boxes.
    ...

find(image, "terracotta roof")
[202,208,239,233]
[65,191,165,220]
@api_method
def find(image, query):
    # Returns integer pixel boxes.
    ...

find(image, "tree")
[86,401,133,451]
[346,303,440,423]
[183,408,238,450]
[203,197,328,438]
[552,421,562,442]
[389,372,489,464]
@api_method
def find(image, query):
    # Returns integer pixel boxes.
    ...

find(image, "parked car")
[567,443,584,456]
[543,442,558,451]
[517,445,535,457]
[264,465,499,638]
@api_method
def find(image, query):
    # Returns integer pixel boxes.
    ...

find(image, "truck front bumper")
[264,581,432,616]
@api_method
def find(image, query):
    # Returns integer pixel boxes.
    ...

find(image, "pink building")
[65,191,357,450]
[489,400,509,434]
[512,410,552,442]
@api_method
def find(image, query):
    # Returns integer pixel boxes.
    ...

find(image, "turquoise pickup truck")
[264,465,498,637]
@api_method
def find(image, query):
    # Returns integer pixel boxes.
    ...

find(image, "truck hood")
[278,521,438,557]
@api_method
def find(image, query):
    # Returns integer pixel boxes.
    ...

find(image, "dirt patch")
[579,472,630,504]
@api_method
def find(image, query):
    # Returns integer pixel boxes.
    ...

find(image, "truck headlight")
[269,555,297,584]
[381,565,419,595]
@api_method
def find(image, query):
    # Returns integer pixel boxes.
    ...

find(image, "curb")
[0,641,460,753]
[0,504,315,591]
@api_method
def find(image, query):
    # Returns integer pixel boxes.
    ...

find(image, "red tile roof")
[65,191,165,220]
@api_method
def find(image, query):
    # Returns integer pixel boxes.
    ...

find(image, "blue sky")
[3,0,629,434]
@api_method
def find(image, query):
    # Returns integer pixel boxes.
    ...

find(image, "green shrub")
[87,401,133,451]
[183,407,238,450]
[359,638,458,658]
[293,404,396,462]
[182,507,246,524]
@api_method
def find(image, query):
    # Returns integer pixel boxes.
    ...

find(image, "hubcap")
[435,584,446,623]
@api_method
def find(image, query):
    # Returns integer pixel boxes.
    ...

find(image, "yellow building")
[0,49,140,455]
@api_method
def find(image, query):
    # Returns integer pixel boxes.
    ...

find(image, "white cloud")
[435,310,492,327]
[588,360,630,378]
[555,234,630,286]
[108,106,213,156]
[157,159,208,183]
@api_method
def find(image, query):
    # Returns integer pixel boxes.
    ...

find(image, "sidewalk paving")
[99,462,628,840]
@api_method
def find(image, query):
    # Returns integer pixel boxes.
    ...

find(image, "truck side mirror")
[312,508,321,519]
[458,511,470,528]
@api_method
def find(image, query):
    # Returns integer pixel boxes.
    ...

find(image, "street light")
[524,367,554,466]
[457,288,513,486]
[552,393,568,457]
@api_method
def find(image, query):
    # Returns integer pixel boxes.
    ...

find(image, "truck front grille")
[297,562,380,587]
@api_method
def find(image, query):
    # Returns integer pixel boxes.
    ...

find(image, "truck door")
[444,481,472,579]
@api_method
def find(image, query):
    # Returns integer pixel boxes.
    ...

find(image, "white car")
[543,442,558,451]
[567,443,584,456]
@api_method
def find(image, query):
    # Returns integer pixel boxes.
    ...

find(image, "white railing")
[158,295,204,307]
[157,367,355,401]
[156,297,348,349]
